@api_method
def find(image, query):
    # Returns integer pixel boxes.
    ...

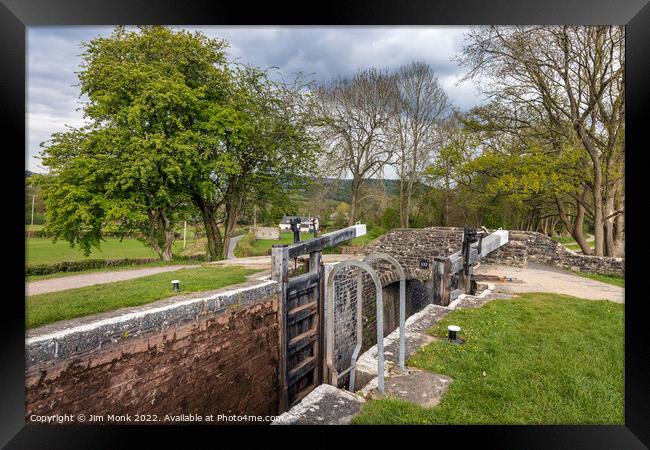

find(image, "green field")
[26,265,261,329]
[234,231,312,257]
[353,293,624,425]
[26,237,189,266]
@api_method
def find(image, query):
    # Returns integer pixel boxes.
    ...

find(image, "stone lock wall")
[366,227,624,276]
[484,230,624,275]
[364,227,465,274]
[25,281,282,422]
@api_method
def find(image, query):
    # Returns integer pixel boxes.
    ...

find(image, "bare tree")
[459,26,624,256]
[390,62,450,227]
[313,68,398,225]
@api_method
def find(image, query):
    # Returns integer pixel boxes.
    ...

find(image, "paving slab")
[366,368,453,408]
[354,304,452,390]
[272,384,365,425]
[475,262,624,303]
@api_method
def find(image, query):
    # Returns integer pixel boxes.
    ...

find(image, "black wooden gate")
[271,225,366,411]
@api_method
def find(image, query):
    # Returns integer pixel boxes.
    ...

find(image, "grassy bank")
[26,265,261,329]
[352,293,624,425]
[575,272,625,288]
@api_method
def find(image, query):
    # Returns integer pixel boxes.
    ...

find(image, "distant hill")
[305,178,402,203]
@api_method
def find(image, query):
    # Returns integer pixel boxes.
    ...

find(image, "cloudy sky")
[27,26,485,173]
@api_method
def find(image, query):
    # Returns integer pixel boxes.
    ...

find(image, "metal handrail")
[325,260,385,394]
[363,253,406,370]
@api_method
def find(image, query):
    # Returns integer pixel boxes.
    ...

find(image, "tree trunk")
[556,196,591,255]
[145,209,175,261]
[349,176,362,226]
[576,125,604,255]
[399,176,407,228]
[162,228,174,261]
[604,191,616,257]
[613,189,625,257]
[222,192,243,259]
[203,217,224,261]
[192,194,224,261]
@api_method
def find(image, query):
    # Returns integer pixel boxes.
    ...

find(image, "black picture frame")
[2,0,648,447]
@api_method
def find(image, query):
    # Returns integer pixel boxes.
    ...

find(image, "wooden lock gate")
[271,224,366,412]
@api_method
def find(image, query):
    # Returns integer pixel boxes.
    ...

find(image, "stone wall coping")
[25,279,280,367]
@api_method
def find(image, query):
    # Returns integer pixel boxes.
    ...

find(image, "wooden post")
[433,257,452,306]
[271,245,289,413]
[322,263,333,384]
[309,250,323,386]
[31,195,35,226]
[458,264,473,295]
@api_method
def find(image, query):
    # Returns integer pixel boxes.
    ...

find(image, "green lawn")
[26,237,182,266]
[234,231,312,257]
[25,224,44,232]
[348,225,386,246]
[352,293,623,425]
[553,235,595,251]
[26,265,261,329]
[553,235,579,244]
[575,272,625,288]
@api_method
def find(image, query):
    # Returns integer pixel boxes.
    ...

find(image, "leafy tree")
[334,202,350,227]
[188,66,318,260]
[37,26,317,261]
[458,26,624,256]
[381,206,400,230]
[37,26,231,259]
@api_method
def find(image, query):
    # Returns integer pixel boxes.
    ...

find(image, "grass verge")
[575,272,625,288]
[352,293,623,425]
[26,265,261,329]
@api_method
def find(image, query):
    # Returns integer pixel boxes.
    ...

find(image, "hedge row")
[25,231,139,239]
[26,258,160,276]
[26,230,246,239]
[26,254,209,276]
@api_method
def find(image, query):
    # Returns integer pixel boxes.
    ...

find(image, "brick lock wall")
[26,287,282,422]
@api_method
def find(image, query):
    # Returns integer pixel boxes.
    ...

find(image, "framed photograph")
[2,0,648,446]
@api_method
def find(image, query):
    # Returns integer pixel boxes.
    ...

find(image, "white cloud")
[27,25,485,173]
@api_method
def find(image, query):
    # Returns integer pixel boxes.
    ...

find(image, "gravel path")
[227,234,244,260]
[475,262,624,303]
[26,265,199,296]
